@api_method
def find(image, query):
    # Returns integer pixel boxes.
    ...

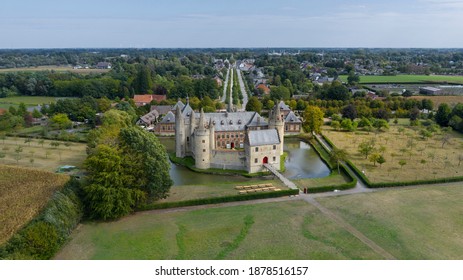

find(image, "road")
[221,66,230,103]
[235,68,248,111]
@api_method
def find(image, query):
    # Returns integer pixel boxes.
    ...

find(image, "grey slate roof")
[159,111,175,123]
[202,111,267,131]
[140,110,159,124]
[150,105,173,116]
[284,111,302,123]
[172,101,185,110]
[247,129,280,146]
[278,101,290,111]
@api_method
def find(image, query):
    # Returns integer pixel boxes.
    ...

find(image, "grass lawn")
[294,172,350,191]
[322,123,463,183]
[0,96,73,106]
[159,179,287,203]
[411,95,463,108]
[0,136,87,172]
[339,74,463,84]
[55,200,382,260]
[0,165,69,245]
[319,184,463,259]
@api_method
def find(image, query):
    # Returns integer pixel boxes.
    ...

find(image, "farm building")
[419,86,442,95]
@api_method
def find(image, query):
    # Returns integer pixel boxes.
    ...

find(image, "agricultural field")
[339,74,463,84]
[0,165,69,245]
[318,184,463,259]
[0,66,110,74]
[0,136,87,172]
[55,200,383,260]
[411,95,463,108]
[322,122,463,183]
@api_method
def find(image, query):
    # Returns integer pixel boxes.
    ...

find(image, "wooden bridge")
[263,164,298,190]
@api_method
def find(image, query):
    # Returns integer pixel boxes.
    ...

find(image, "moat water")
[159,137,330,186]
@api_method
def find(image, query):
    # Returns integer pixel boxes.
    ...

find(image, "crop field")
[410,95,463,108]
[318,184,463,259]
[339,74,463,84]
[322,123,463,183]
[0,66,110,74]
[0,165,69,245]
[0,136,87,172]
[55,200,382,260]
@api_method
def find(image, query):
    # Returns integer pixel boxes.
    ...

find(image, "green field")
[339,74,463,84]
[0,96,71,106]
[55,183,463,260]
[55,200,381,260]
[319,184,463,259]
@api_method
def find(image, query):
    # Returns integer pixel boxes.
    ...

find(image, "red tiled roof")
[256,84,270,94]
[133,94,167,105]
[0,108,6,115]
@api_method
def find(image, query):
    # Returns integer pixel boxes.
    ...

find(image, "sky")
[1,0,463,48]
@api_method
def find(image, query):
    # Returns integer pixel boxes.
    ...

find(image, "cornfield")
[0,165,69,245]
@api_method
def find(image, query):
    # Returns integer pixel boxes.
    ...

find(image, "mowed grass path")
[339,74,463,84]
[319,184,463,259]
[55,201,382,260]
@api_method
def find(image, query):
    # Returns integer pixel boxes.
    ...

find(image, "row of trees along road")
[84,109,172,220]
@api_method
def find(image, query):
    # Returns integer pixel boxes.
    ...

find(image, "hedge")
[138,189,300,211]
[0,179,83,260]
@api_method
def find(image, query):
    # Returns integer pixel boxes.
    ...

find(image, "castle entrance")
[231,142,235,149]
[263,156,268,164]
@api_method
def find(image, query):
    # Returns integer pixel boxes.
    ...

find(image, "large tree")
[245,96,263,113]
[84,110,172,220]
[303,105,324,134]
[435,103,451,126]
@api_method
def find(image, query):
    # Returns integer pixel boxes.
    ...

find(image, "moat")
[159,137,330,186]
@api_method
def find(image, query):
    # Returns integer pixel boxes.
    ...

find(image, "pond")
[158,137,330,186]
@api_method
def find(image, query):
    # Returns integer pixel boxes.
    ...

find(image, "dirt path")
[302,196,396,260]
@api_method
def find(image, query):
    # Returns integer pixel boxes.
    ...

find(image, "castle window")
[273,156,276,162]
[203,149,206,152]
[221,120,224,125]
[273,145,276,150]
[255,147,259,152]
[231,134,234,138]
[226,135,229,138]
[229,120,233,124]
[187,137,189,142]
[285,125,288,130]
[238,119,242,124]
[254,158,258,163]
[202,140,205,143]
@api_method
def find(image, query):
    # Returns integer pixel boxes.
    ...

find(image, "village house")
[133,94,167,107]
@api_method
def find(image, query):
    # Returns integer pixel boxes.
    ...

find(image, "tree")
[435,103,451,126]
[409,107,420,121]
[398,159,407,169]
[50,113,72,130]
[329,148,348,174]
[358,139,375,159]
[330,120,341,131]
[347,71,360,85]
[245,96,262,114]
[341,104,357,120]
[402,90,413,97]
[369,153,381,166]
[303,106,324,134]
[377,155,386,167]
[83,120,172,220]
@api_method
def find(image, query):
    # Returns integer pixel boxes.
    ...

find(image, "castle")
[175,102,285,173]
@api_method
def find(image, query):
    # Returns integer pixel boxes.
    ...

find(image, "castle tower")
[175,104,185,157]
[194,108,211,169]
[209,118,215,150]
[269,101,285,156]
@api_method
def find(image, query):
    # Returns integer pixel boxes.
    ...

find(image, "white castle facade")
[175,102,285,173]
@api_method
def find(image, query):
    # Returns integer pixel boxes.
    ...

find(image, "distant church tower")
[269,102,285,156]
[194,108,211,169]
